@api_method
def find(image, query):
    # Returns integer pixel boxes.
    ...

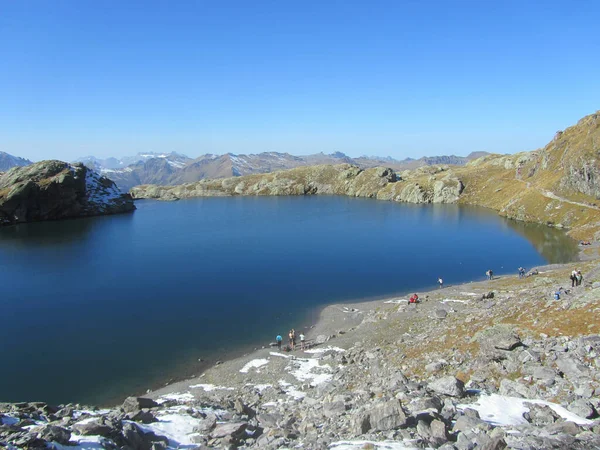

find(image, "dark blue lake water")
[0,196,578,405]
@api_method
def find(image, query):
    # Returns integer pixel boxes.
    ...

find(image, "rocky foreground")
[0,160,135,226]
[3,256,600,449]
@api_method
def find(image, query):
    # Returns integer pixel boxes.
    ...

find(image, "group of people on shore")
[275,328,306,352]
[485,269,494,280]
[570,269,583,287]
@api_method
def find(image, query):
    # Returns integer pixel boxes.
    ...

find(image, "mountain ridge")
[81,151,488,191]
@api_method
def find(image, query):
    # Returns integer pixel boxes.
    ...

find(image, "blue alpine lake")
[0,196,579,405]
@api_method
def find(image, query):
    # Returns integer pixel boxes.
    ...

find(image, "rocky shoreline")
[3,249,600,449]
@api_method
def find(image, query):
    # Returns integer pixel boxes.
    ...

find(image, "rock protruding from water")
[0,160,135,226]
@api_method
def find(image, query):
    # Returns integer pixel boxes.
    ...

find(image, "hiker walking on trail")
[276,334,282,350]
[438,277,443,288]
[570,270,577,287]
[576,271,583,286]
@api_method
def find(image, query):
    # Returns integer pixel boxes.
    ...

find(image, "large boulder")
[122,397,159,414]
[367,400,407,431]
[428,376,465,398]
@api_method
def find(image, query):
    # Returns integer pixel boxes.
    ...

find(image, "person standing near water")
[276,334,282,350]
[299,332,306,350]
[289,329,296,351]
[438,277,443,288]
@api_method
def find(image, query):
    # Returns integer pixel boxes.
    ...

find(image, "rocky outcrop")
[131,163,466,208]
[0,160,135,226]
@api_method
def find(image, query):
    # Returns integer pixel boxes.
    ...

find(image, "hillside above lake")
[131,111,600,240]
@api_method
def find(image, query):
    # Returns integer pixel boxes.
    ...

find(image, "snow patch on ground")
[240,358,269,373]
[458,393,593,427]
[441,299,469,304]
[304,346,346,354]
[72,409,110,420]
[460,292,480,296]
[189,384,234,392]
[252,384,273,392]
[51,435,106,450]
[85,168,123,208]
[287,357,333,386]
[329,440,428,449]
[278,380,305,400]
[384,299,407,304]
[269,352,291,359]
[157,392,195,403]
[134,413,203,448]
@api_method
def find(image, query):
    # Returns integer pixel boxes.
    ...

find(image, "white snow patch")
[72,409,110,420]
[278,380,305,399]
[262,401,279,407]
[287,357,333,386]
[384,299,407,304]
[51,435,106,450]
[167,160,186,168]
[189,384,234,392]
[157,392,195,403]
[304,346,346,354]
[441,299,469,304]
[329,440,428,449]
[252,384,273,392]
[240,358,269,373]
[460,292,481,296]
[85,169,123,207]
[133,413,203,447]
[458,393,593,427]
[270,352,291,358]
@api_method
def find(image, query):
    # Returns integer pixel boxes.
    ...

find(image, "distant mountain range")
[0,150,490,191]
[0,152,33,171]
[74,151,490,191]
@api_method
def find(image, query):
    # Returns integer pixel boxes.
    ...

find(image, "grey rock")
[430,419,448,440]
[122,397,159,413]
[39,425,71,445]
[409,396,443,414]
[453,414,490,433]
[475,325,522,351]
[499,379,531,398]
[435,309,448,319]
[479,437,507,450]
[129,409,157,424]
[210,422,248,439]
[523,403,562,426]
[72,417,114,437]
[323,401,346,418]
[556,356,589,380]
[352,414,371,435]
[567,399,595,419]
[544,420,582,436]
[429,376,465,398]
[122,422,146,450]
[368,399,407,431]
[257,413,280,429]
[532,366,556,382]
[193,414,217,433]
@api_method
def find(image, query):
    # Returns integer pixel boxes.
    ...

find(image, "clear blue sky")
[1,0,599,162]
